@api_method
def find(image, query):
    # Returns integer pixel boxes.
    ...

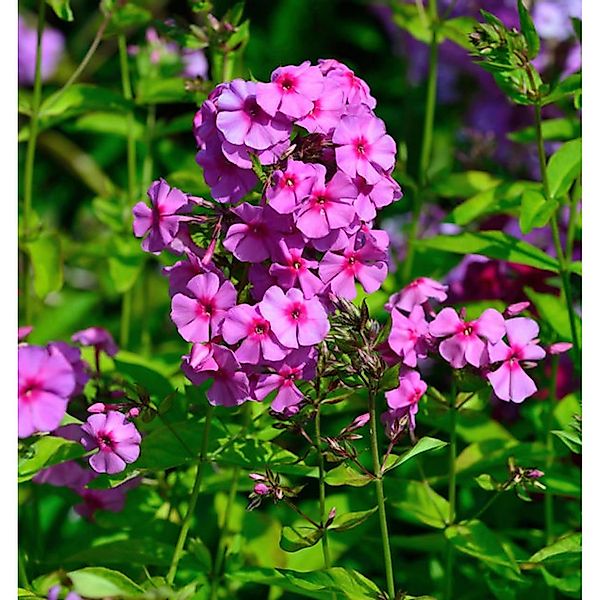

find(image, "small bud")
[325,507,336,527]
[253,483,270,495]
[88,402,106,414]
[249,473,265,481]
[524,468,544,479]
[548,342,573,355]
[504,301,530,317]
[127,407,141,418]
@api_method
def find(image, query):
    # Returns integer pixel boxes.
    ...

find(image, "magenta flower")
[319,59,377,108]
[18,345,75,438]
[72,327,118,357]
[221,303,288,364]
[132,179,192,254]
[353,174,402,221]
[171,272,237,342]
[487,317,546,403]
[295,81,345,134]
[256,61,324,119]
[295,168,357,239]
[384,369,427,430]
[260,286,330,349]
[74,478,139,521]
[269,241,323,298]
[34,460,93,489]
[215,79,291,150]
[386,277,448,313]
[253,348,316,415]
[319,235,388,300]
[332,114,396,183]
[388,305,430,367]
[80,411,141,474]
[183,344,250,407]
[429,307,506,368]
[48,341,90,395]
[265,160,318,214]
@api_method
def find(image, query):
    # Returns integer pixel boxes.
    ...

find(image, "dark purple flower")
[71,327,119,357]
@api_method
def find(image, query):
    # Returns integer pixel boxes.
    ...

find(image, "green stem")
[21,0,46,323]
[120,286,132,349]
[315,401,332,569]
[402,0,439,283]
[18,549,30,589]
[367,384,395,598]
[533,102,580,365]
[166,406,214,585]
[221,51,234,82]
[565,176,581,265]
[445,385,457,600]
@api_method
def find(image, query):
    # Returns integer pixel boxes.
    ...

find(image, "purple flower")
[256,61,324,119]
[388,305,429,367]
[181,48,209,79]
[487,317,546,403]
[386,277,448,313]
[216,79,291,150]
[34,460,94,489]
[318,59,377,108]
[269,241,323,298]
[133,179,193,254]
[260,286,330,349]
[295,168,357,239]
[183,344,250,407]
[295,81,345,134]
[18,16,64,85]
[265,160,318,214]
[48,341,90,395]
[171,272,237,342]
[429,307,506,368]
[333,114,396,183]
[221,303,288,364]
[253,348,316,415]
[81,411,142,474]
[74,478,139,521]
[71,327,119,357]
[18,345,75,438]
[384,368,427,430]
[354,174,402,221]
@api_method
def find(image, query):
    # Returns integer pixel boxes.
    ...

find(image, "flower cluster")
[133,60,402,415]
[382,278,563,436]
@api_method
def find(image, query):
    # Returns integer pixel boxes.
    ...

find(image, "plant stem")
[367,384,395,599]
[402,0,439,283]
[444,385,457,600]
[532,102,580,365]
[21,0,46,323]
[565,176,581,265]
[315,401,332,569]
[166,406,214,585]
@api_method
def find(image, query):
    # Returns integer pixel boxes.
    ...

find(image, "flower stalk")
[444,383,457,600]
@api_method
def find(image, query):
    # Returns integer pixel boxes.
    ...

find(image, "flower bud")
[504,301,530,317]
[548,342,573,355]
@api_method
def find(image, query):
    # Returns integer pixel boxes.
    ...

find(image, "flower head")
[72,327,119,357]
[384,369,427,431]
[386,277,448,313]
[388,305,430,367]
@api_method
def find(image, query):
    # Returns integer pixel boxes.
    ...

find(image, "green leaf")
[107,237,145,294]
[542,74,582,106]
[445,520,523,581]
[105,3,152,35]
[551,429,581,454]
[66,112,144,139]
[68,567,144,599]
[136,78,196,105]
[524,287,581,345]
[59,539,175,567]
[18,589,45,600]
[475,473,500,491]
[519,188,558,234]
[325,464,374,487]
[431,171,501,198]
[390,480,449,529]
[280,525,323,552]
[508,118,581,143]
[19,436,86,482]
[547,138,582,199]
[46,0,73,21]
[330,507,378,532]
[383,437,447,474]
[26,233,64,298]
[517,0,540,58]
[440,17,479,50]
[416,231,560,273]
[530,533,581,566]
[113,354,175,398]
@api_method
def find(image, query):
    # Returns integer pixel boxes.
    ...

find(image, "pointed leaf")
[383,437,448,474]
[46,0,73,21]
[330,507,378,532]
[26,233,64,298]
[517,0,540,58]
[519,188,558,234]
[325,464,374,487]
[280,525,323,552]
[547,138,582,199]
[68,567,144,599]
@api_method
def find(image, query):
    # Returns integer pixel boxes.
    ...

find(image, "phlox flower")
[487,317,546,403]
[81,411,141,474]
[256,61,324,119]
[72,326,119,357]
[295,81,345,134]
[260,286,330,349]
[222,303,288,364]
[429,307,506,368]
[332,114,396,183]
[318,59,377,108]
[34,460,93,489]
[265,160,318,214]
[74,478,140,521]
[171,272,236,342]
[132,179,193,254]
[388,305,430,367]
[269,241,323,298]
[18,345,75,438]
[384,368,427,431]
[386,277,448,313]
[48,341,90,395]
[353,174,402,221]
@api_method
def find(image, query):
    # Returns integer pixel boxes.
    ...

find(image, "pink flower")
[18,345,75,438]
[183,344,250,407]
[332,114,396,183]
[81,411,142,474]
[269,241,323,298]
[18,325,33,341]
[487,317,546,403]
[74,478,140,521]
[384,369,427,430]
[294,168,357,239]
[132,179,193,254]
[34,460,94,489]
[319,234,388,300]
[265,160,318,214]
[429,307,506,368]
[319,59,377,108]
[388,305,429,367]
[221,303,288,364]
[385,277,448,313]
[260,286,330,349]
[171,272,237,342]
[48,341,90,395]
[295,81,345,134]
[353,174,402,221]
[256,61,324,119]
[72,327,118,357]
[548,341,573,355]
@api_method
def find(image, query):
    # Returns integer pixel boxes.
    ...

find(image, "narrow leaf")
[547,138,582,199]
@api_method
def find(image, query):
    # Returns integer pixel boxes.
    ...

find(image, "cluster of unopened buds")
[133,59,401,415]
[18,326,142,518]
